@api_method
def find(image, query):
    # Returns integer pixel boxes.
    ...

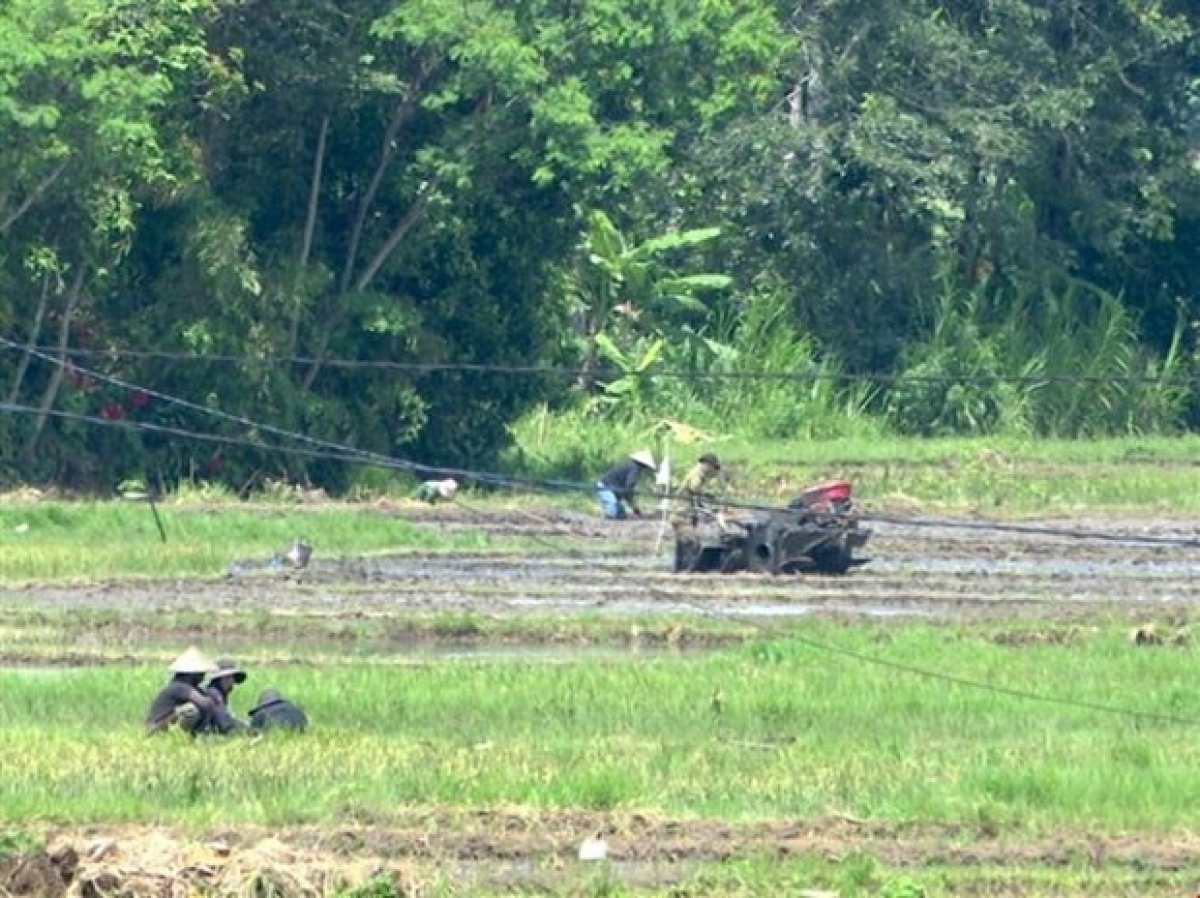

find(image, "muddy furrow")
[2,514,1198,622]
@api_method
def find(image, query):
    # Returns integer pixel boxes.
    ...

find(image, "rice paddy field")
[3,442,1200,896]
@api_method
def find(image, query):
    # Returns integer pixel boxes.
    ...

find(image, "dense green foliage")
[0,0,1197,491]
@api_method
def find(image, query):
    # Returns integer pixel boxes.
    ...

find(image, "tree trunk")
[0,159,69,237]
[7,272,53,404]
[289,116,329,357]
[23,266,85,463]
[301,59,440,391]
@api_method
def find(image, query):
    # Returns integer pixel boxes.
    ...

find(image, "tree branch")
[0,158,69,237]
[6,272,53,404]
[338,56,439,295]
[353,181,437,294]
[290,116,330,356]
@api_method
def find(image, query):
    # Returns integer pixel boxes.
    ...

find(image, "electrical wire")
[3,335,1200,551]
[7,342,1200,386]
[5,340,1200,725]
[446,494,1200,729]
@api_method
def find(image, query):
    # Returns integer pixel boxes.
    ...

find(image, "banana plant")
[570,209,732,393]
[588,333,664,414]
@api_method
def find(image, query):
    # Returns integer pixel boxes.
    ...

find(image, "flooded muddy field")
[2,508,1198,624]
[5,509,1200,895]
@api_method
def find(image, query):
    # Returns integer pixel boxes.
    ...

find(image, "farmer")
[414,477,458,504]
[202,658,249,734]
[596,450,656,519]
[145,647,218,734]
[249,688,310,733]
[672,453,722,528]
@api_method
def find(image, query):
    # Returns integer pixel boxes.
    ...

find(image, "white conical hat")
[629,449,656,470]
[169,646,217,674]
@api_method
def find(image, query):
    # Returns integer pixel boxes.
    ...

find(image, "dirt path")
[9,812,1200,897]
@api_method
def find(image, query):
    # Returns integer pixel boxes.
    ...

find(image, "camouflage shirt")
[672,462,718,526]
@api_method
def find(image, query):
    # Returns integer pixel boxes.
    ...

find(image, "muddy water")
[1,513,1198,622]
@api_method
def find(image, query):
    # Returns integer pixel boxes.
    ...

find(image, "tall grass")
[508,286,883,479]
[888,277,1191,437]
[510,274,1194,487]
[3,622,1200,831]
[699,288,881,441]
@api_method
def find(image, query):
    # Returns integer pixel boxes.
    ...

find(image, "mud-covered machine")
[673,479,870,575]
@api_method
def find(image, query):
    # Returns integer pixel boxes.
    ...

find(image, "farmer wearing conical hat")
[202,658,249,734]
[596,450,656,519]
[248,687,309,733]
[145,647,218,734]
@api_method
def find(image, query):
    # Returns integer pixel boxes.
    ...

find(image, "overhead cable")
[6,342,1200,386]
[3,336,1199,551]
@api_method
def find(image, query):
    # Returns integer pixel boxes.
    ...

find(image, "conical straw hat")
[169,646,217,674]
[629,450,656,470]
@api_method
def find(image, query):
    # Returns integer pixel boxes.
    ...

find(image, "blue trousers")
[596,484,625,519]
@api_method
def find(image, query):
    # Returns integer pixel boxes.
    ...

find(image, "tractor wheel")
[745,528,780,574]
[674,535,701,573]
[720,548,747,574]
[810,543,853,575]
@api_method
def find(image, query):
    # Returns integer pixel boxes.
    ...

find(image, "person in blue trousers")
[596,450,656,519]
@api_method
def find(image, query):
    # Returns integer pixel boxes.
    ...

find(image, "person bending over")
[596,450,656,519]
[249,688,309,733]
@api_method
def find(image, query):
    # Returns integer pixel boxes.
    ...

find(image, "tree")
[681,0,1200,376]
[0,0,230,483]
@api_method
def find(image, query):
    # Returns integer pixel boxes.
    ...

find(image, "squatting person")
[145,647,219,734]
[249,688,310,733]
[203,658,249,734]
[596,449,656,519]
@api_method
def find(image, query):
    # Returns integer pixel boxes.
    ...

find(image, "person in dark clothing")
[596,449,656,519]
[248,688,309,733]
[202,658,248,735]
[145,647,218,734]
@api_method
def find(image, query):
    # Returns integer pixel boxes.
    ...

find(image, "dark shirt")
[600,458,648,505]
[202,685,246,735]
[250,699,309,733]
[144,678,213,733]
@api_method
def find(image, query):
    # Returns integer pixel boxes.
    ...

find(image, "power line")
[447,495,1200,729]
[4,336,1200,551]
[864,513,1200,549]
[5,342,1200,386]
[12,339,1200,719]
[6,340,1200,727]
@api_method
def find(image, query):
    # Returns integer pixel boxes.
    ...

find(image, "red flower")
[99,402,126,421]
[128,389,150,408]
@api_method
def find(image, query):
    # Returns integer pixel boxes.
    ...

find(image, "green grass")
[0,500,500,582]
[512,429,1200,513]
[0,433,1197,584]
[2,621,1198,832]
